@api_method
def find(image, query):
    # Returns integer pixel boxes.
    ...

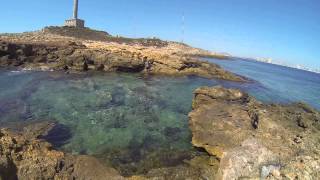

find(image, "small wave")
[6,70,30,76]
[10,70,22,73]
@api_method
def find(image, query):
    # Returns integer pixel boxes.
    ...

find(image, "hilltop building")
[64,0,85,28]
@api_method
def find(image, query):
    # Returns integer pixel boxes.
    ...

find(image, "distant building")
[64,0,85,28]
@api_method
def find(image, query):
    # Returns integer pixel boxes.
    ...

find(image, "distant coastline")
[232,56,320,75]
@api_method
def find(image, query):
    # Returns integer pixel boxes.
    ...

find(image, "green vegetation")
[43,26,169,47]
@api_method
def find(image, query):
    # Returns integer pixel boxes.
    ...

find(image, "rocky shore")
[0,27,244,82]
[0,121,218,179]
[0,121,123,180]
[189,86,320,179]
[1,27,319,179]
[1,86,319,179]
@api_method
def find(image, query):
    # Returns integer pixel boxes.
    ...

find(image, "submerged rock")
[0,121,219,180]
[189,86,320,179]
[0,122,124,180]
[0,120,221,180]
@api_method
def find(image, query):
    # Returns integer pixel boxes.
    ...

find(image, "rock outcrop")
[0,28,245,82]
[0,121,124,180]
[189,86,320,179]
[42,26,170,47]
[0,39,244,82]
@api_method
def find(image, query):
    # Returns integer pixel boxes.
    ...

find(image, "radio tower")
[181,11,185,44]
[132,16,137,38]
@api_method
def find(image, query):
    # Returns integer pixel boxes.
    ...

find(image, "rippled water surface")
[0,59,319,175]
[206,58,320,109]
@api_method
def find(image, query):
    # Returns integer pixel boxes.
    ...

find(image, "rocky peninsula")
[0,27,243,82]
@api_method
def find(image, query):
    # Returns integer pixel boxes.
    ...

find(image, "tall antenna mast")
[181,11,185,43]
[133,16,137,38]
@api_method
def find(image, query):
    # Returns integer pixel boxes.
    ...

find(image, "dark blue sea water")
[0,59,319,175]
[205,57,320,110]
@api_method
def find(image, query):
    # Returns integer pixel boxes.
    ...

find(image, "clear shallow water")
[0,60,319,175]
[206,58,320,110]
[0,70,220,175]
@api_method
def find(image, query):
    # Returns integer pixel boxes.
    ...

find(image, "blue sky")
[1,0,319,68]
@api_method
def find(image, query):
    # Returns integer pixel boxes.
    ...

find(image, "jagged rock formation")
[0,36,244,81]
[0,121,123,180]
[189,86,320,179]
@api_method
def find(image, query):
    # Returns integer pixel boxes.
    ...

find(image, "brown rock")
[0,35,246,82]
[189,86,253,158]
[68,155,124,180]
[96,64,105,71]
[21,44,33,56]
[216,138,277,179]
[0,123,124,180]
[33,56,47,63]
[189,86,320,179]
[0,55,10,66]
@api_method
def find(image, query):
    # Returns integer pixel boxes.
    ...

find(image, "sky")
[1,0,319,69]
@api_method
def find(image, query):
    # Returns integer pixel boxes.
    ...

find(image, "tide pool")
[0,59,319,175]
[0,71,218,175]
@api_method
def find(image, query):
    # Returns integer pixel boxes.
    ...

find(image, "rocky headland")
[0,26,243,82]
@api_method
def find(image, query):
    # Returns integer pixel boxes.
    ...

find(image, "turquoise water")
[0,71,219,175]
[0,60,319,175]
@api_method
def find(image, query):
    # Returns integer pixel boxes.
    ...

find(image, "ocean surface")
[205,57,320,110]
[0,59,319,175]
